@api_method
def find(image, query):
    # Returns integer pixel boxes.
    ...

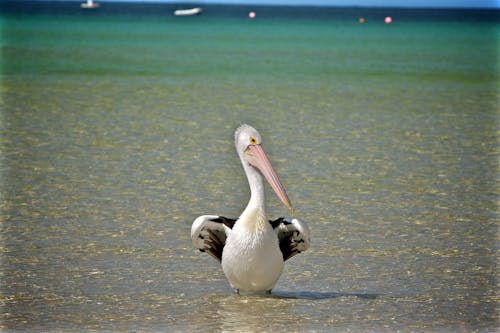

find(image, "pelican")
[191,124,310,293]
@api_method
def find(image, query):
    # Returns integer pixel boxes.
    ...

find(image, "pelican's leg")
[266,289,272,294]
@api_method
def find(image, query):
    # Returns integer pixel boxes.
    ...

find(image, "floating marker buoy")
[385,16,392,24]
[359,17,365,23]
[249,11,256,19]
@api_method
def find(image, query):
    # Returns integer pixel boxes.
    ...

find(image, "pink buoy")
[385,16,392,24]
[249,11,256,19]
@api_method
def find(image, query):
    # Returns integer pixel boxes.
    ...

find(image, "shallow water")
[1,5,499,332]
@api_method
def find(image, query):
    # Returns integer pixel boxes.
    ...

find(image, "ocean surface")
[1,2,499,332]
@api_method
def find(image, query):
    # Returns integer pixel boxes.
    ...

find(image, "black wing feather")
[271,217,310,261]
[210,216,237,229]
[269,217,290,229]
[195,216,236,262]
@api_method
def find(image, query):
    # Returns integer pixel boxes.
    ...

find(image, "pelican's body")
[222,207,284,292]
[191,125,310,293]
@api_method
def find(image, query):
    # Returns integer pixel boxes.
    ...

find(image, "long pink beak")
[245,144,294,214]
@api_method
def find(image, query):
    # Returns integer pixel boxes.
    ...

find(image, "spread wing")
[191,215,236,262]
[270,217,310,261]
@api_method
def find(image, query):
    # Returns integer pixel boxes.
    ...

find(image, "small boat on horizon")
[81,0,99,9]
[174,7,202,16]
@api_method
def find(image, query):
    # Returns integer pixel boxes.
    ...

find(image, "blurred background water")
[0,2,498,332]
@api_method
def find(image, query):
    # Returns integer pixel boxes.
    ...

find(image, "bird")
[191,124,310,294]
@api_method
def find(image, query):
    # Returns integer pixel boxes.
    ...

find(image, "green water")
[1,9,498,332]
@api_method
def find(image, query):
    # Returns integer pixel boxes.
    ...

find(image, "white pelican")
[191,124,310,293]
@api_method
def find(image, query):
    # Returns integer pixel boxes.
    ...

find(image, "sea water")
[0,2,498,332]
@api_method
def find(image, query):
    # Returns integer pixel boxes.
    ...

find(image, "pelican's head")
[235,124,294,214]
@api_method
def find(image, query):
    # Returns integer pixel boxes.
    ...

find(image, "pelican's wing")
[191,215,236,262]
[270,217,310,261]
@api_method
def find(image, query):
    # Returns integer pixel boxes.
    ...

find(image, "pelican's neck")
[239,162,267,229]
[246,164,265,211]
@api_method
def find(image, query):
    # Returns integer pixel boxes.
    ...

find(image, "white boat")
[81,0,99,8]
[174,7,202,16]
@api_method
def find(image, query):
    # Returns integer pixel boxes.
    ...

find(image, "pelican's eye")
[249,136,257,145]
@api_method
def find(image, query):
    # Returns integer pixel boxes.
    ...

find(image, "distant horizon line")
[12,0,500,10]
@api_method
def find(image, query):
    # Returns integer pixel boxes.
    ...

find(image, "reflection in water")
[185,291,384,332]
[209,294,299,332]
[272,291,380,300]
